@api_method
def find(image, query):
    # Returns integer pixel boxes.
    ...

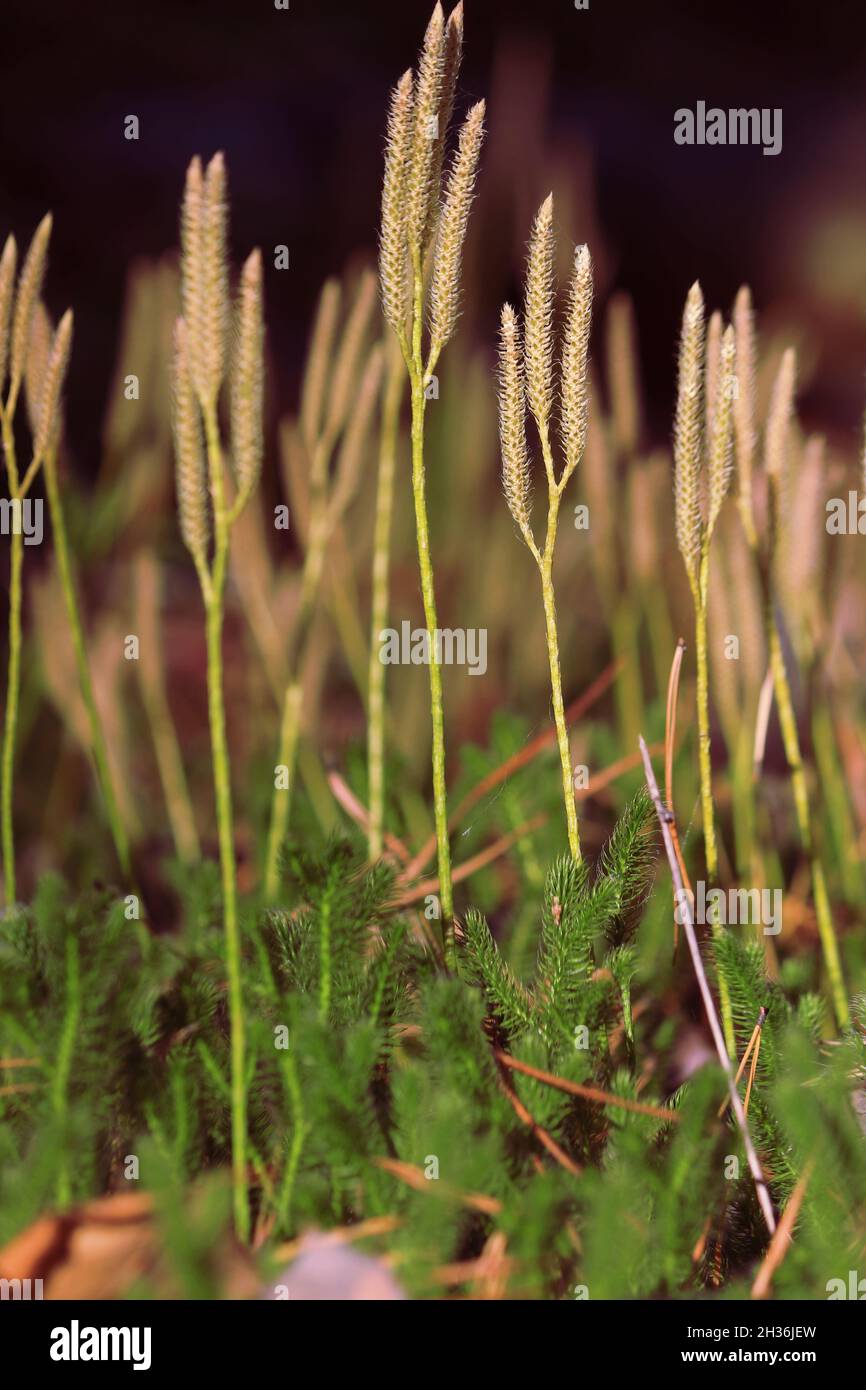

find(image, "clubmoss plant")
[379,1,485,966]
[263,272,382,901]
[172,152,264,1239]
[733,322,856,1023]
[0,218,131,902]
[497,196,592,865]
[672,280,737,1056]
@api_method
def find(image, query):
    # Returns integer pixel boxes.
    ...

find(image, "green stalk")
[263,437,333,902]
[43,446,131,879]
[1,407,22,904]
[264,682,302,899]
[2,528,22,904]
[405,265,454,968]
[540,519,581,866]
[367,344,404,861]
[745,464,850,1029]
[52,933,80,1207]
[695,546,735,1058]
[138,664,200,866]
[276,1049,306,1230]
[695,554,717,877]
[409,368,453,961]
[202,406,248,1241]
[644,588,677,706]
[612,595,643,765]
[812,697,864,904]
[766,611,848,1028]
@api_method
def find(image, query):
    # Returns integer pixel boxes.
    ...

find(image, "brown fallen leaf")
[0,1188,259,1300]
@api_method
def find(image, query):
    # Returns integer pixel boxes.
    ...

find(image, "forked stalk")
[1,224,130,896]
[378,3,484,965]
[173,153,265,1238]
[497,199,593,865]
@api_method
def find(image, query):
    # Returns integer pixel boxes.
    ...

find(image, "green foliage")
[461,792,656,1060]
[0,824,862,1299]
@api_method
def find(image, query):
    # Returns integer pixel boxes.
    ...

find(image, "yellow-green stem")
[409,367,454,966]
[367,346,404,861]
[695,547,735,1057]
[202,406,249,1241]
[1,406,21,906]
[263,436,333,901]
[401,259,454,967]
[766,614,849,1028]
[612,595,643,762]
[43,447,131,879]
[812,698,864,904]
[276,1049,306,1230]
[139,668,200,866]
[2,525,22,905]
[52,933,80,1207]
[540,532,581,865]
[263,681,302,901]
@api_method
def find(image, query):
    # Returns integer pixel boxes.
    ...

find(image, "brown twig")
[391,814,547,907]
[373,1157,501,1215]
[639,734,777,1235]
[718,1006,767,1119]
[327,770,412,864]
[273,1214,403,1263]
[751,1159,814,1299]
[398,661,622,883]
[493,1054,583,1176]
[432,1232,513,1296]
[493,1049,680,1123]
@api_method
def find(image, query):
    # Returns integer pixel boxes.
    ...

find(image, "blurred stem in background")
[133,553,200,866]
[367,337,404,861]
[2,225,129,899]
[739,332,849,1031]
[263,273,380,902]
[43,438,132,883]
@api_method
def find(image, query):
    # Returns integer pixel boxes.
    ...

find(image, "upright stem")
[766,608,849,1028]
[695,555,717,879]
[695,547,735,1058]
[2,528,21,903]
[203,406,248,1241]
[749,471,849,1031]
[276,1049,306,1231]
[263,437,333,902]
[43,447,131,879]
[263,681,302,900]
[367,345,404,861]
[409,368,454,964]
[1,404,22,902]
[52,933,81,1207]
[540,513,581,864]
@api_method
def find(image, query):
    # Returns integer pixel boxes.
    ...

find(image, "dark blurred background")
[4,0,866,468]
